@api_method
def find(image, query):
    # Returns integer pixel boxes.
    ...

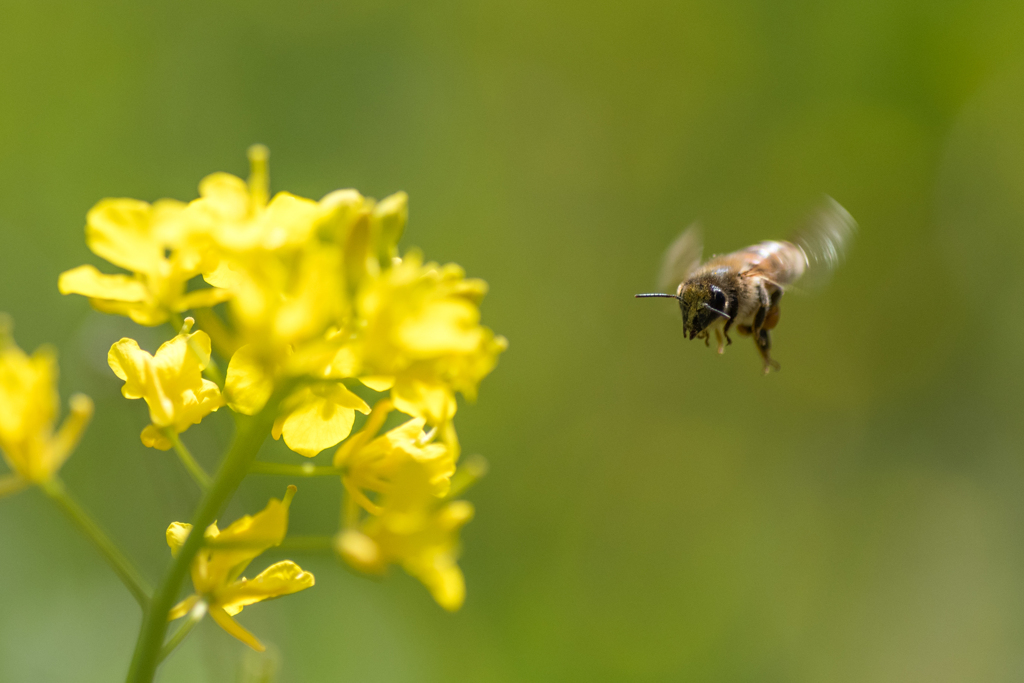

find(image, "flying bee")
[636,197,856,373]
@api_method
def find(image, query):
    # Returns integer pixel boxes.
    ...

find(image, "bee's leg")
[751,283,771,338]
[714,327,727,354]
[763,288,783,331]
[722,317,734,346]
[756,328,780,374]
[702,331,710,348]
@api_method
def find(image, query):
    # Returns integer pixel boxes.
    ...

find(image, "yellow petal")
[217,560,315,616]
[396,300,482,356]
[203,487,296,585]
[197,172,251,221]
[372,191,408,261]
[168,595,199,621]
[225,345,273,415]
[334,530,385,575]
[46,393,94,475]
[261,193,323,248]
[58,265,147,302]
[166,522,192,556]
[359,375,394,392]
[208,605,265,652]
[178,287,233,311]
[89,298,168,326]
[85,198,164,273]
[107,339,149,399]
[141,424,172,450]
[391,376,456,425]
[411,557,465,612]
[274,386,359,458]
[202,259,244,289]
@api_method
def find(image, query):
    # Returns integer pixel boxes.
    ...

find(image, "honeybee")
[636,197,856,373]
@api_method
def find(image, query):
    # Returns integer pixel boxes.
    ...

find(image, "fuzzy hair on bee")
[636,197,856,373]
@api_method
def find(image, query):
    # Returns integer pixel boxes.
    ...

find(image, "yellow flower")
[184,145,323,257]
[337,494,473,612]
[58,198,229,326]
[108,319,223,449]
[0,319,93,487]
[334,400,455,508]
[350,252,507,426]
[224,348,371,458]
[167,486,314,652]
[334,400,470,610]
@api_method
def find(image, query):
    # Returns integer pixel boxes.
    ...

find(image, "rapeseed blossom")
[0,319,93,488]
[108,318,223,449]
[58,198,229,326]
[167,486,314,651]
[333,400,473,610]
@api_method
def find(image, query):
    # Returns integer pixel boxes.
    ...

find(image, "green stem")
[158,601,206,662]
[249,461,343,477]
[125,388,286,683]
[164,429,211,490]
[41,477,151,608]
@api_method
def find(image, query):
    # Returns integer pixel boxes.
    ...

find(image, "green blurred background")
[3,1,1024,680]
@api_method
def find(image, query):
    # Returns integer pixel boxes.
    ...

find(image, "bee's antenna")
[703,303,731,319]
[635,293,681,300]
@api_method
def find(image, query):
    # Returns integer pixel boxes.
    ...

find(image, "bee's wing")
[656,223,703,292]
[788,196,857,291]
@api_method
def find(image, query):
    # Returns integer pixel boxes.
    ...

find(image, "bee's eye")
[710,287,727,312]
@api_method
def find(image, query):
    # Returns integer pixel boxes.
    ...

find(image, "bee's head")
[634,283,730,339]
[679,282,730,340]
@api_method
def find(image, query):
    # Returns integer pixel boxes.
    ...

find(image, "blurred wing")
[656,223,703,292]
[788,196,857,291]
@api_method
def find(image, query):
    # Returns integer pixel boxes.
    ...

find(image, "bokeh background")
[3,1,1024,681]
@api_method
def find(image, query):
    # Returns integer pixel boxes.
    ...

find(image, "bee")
[636,197,856,373]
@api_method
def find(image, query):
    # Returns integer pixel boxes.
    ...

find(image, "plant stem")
[164,429,211,490]
[249,461,343,477]
[41,477,151,608]
[158,601,206,662]
[125,388,286,683]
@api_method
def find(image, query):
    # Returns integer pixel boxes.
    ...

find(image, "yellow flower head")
[224,347,371,458]
[185,146,345,361]
[0,318,93,485]
[334,400,470,610]
[58,197,230,326]
[167,486,314,652]
[337,494,473,612]
[108,318,223,449]
[185,145,322,256]
[334,399,455,508]
[351,252,508,425]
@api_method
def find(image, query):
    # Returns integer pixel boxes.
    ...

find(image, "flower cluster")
[59,146,505,618]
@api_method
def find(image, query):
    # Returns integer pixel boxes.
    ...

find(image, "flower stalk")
[164,429,211,490]
[158,600,206,662]
[126,386,287,683]
[40,476,151,608]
